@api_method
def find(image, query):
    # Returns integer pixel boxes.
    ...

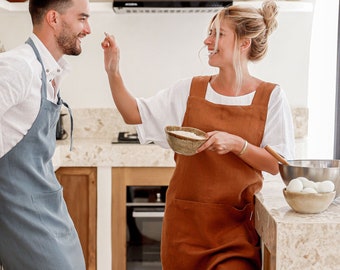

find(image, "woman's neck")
[210,70,261,96]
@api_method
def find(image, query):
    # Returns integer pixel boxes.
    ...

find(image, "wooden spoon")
[264,145,290,165]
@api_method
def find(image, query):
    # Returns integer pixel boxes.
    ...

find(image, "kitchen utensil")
[283,188,335,214]
[165,126,207,156]
[56,113,67,140]
[279,159,340,197]
[118,132,139,143]
[264,145,290,165]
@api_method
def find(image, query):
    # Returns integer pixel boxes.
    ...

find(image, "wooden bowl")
[165,126,207,156]
[283,188,336,214]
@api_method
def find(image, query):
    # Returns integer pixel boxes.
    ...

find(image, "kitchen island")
[54,139,340,270]
[256,173,340,270]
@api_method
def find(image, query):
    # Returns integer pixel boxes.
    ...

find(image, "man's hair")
[29,0,74,25]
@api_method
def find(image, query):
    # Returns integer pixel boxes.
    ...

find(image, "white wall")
[0,4,314,109]
[307,0,339,158]
[1,1,339,159]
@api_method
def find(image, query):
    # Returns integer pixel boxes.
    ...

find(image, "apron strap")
[251,82,276,106]
[189,76,211,98]
[26,37,74,151]
[25,38,47,99]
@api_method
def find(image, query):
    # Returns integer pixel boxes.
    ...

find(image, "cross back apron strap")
[25,38,74,151]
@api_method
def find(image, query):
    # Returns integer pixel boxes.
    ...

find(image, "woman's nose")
[204,35,213,45]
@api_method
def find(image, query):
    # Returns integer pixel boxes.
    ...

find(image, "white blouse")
[136,77,295,159]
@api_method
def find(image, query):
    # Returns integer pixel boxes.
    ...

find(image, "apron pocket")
[32,187,74,238]
[165,198,252,248]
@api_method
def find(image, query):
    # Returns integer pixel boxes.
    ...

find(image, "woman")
[102,0,294,269]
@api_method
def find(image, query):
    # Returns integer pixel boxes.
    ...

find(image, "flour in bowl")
[170,130,206,140]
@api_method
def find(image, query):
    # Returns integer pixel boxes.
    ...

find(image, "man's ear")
[45,10,59,29]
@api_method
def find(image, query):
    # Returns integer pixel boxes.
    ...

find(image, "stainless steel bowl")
[279,159,340,197]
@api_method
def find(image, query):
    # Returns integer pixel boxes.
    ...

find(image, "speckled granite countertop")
[256,173,340,269]
[53,105,308,168]
[53,138,340,269]
[54,139,175,168]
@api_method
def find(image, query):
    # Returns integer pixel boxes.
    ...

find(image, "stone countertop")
[256,173,340,269]
[54,139,175,169]
[54,139,340,269]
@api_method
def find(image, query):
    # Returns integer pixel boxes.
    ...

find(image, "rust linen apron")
[161,76,275,270]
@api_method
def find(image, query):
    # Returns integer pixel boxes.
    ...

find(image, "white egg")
[296,176,310,183]
[287,178,303,192]
[302,187,318,193]
[316,180,335,193]
[299,177,317,189]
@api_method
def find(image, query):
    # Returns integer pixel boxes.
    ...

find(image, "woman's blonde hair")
[208,0,278,91]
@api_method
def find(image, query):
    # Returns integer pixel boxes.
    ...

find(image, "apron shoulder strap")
[189,76,212,98]
[26,38,74,151]
[252,82,276,106]
[26,38,47,100]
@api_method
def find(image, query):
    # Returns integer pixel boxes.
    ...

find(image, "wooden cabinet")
[111,167,174,270]
[263,244,274,270]
[55,167,97,270]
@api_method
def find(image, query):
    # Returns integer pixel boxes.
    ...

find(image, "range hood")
[113,0,233,14]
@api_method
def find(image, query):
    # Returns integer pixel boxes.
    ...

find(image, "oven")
[112,132,166,269]
[126,186,167,270]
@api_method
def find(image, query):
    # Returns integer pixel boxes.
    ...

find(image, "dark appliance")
[56,113,67,140]
[112,132,140,144]
[126,186,167,270]
[113,0,233,14]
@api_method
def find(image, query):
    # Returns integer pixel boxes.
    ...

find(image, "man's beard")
[57,22,82,56]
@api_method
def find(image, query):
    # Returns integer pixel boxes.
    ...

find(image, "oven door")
[126,186,166,270]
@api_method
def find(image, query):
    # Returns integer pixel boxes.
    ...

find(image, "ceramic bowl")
[165,126,207,156]
[279,160,340,197]
[283,188,336,214]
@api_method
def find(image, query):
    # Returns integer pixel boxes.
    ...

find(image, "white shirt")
[136,77,295,159]
[0,34,70,158]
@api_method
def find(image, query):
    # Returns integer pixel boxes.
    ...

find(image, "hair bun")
[260,0,278,36]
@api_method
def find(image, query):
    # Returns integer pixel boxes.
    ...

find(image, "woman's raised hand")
[101,32,120,75]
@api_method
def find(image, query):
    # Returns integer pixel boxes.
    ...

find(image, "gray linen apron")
[0,38,85,270]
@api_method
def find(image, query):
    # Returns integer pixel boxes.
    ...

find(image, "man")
[0,0,91,269]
